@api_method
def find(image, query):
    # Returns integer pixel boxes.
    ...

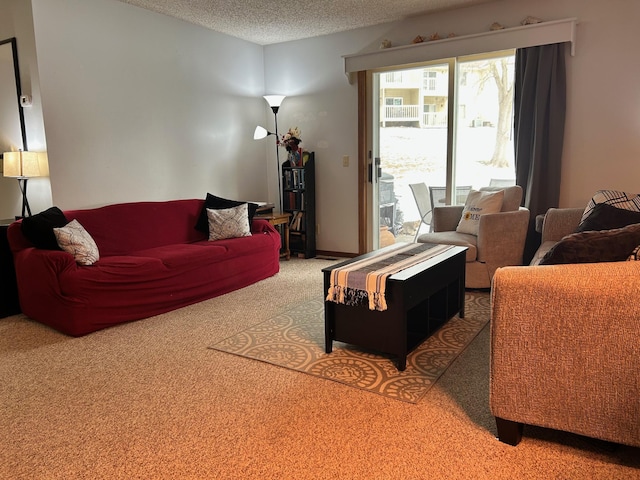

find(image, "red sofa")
[7,199,281,336]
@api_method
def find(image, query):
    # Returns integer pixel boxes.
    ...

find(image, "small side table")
[255,203,275,215]
[256,212,291,260]
[0,218,21,318]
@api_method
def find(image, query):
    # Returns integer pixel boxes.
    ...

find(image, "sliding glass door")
[372,61,451,248]
[454,52,516,190]
[369,50,515,248]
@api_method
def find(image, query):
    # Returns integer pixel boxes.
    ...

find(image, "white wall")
[386,0,640,208]
[3,0,638,255]
[264,26,388,254]
[0,0,51,219]
[267,0,640,254]
[30,0,269,210]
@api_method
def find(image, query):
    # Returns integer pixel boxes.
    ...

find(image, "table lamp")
[3,150,42,218]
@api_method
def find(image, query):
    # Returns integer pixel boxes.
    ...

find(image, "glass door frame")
[360,59,457,253]
[359,51,515,253]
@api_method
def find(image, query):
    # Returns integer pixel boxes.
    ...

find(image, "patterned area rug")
[210,291,490,403]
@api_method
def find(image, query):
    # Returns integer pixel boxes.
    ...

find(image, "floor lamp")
[254,95,286,213]
[3,150,43,219]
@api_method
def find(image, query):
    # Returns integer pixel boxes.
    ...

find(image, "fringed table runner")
[326,243,454,311]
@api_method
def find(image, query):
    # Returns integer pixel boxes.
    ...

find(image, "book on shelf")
[285,191,305,210]
[283,165,306,189]
[281,151,314,257]
[289,211,304,231]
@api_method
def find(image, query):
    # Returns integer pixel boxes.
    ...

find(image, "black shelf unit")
[282,153,316,258]
[1,219,21,318]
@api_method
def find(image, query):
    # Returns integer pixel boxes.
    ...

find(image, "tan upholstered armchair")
[530,207,584,264]
[491,261,640,447]
[416,186,530,289]
[490,207,640,447]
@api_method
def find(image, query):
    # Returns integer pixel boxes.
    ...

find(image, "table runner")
[326,243,454,311]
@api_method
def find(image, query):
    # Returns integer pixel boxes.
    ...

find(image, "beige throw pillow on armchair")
[455,189,505,235]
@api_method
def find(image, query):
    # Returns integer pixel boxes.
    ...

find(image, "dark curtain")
[514,43,567,264]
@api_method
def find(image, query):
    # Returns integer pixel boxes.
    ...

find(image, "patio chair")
[489,178,515,188]
[408,183,433,241]
[429,185,473,209]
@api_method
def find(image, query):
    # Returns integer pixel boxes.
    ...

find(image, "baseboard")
[315,250,357,259]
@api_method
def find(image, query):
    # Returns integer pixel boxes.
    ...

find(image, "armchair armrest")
[476,208,530,265]
[541,207,583,243]
[431,205,464,232]
[490,261,640,447]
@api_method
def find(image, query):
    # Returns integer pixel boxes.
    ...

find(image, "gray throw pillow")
[580,189,640,224]
[575,202,640,232]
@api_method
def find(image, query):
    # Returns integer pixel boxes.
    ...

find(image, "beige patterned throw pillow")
[53,219,100,265]
[456,189,504,235]
[206,203,252,241]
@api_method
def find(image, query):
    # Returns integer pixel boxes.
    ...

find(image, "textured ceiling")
[117,0,497,45]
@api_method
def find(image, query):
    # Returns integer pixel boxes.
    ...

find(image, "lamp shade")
[263,95,285,108]
[3,151,42,178]
[253,126,270,140]
[37,152,50,177]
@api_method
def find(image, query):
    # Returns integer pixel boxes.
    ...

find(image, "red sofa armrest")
[251,218,279,236]
[13,246,78,314]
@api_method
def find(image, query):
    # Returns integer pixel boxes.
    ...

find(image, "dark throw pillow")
[627,245,640,261]
[539,223,640,265]
[194,194,258,234]
[575,202,640,233]
[21,206,69,250]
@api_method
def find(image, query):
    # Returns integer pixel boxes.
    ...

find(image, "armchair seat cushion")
[417,231,477,261]
[530,240,556,266]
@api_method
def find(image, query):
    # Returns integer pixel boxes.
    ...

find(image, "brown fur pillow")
[540,223,640,265]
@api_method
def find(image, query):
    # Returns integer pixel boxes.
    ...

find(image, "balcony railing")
[423,112,447,127]
[383,105,420,122]
[381,105,447,127]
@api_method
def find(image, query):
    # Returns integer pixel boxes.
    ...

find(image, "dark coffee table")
[322,244,467,371]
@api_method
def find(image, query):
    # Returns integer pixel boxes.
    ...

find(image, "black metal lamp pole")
[255,95,286,213]
[271,106,282,213]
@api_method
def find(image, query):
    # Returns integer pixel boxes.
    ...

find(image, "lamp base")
[17,178,32,218]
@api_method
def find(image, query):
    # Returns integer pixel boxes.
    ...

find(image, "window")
[373,51,516,245]
[423,71,437,90]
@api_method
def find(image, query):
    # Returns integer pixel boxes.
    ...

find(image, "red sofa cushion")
[65,199,206,256]
[8,199,281,336]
